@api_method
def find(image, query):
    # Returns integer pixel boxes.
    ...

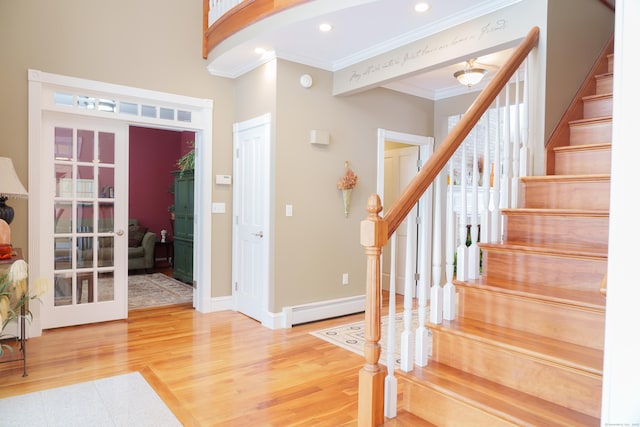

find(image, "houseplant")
[176,141,195,177]
[0,260,34,356]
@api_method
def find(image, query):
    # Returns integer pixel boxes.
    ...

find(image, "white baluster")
[384,234,398,418]
[520,58,531,178]
[456,139,468,282]
[400,208,416,372]
[490,98,502,244]
[416,190,431,367]
[430,174,443,325]
[481,113,492,244]
[501,81,512,215]
[511,69,521,208]
[468,128,480,279]
[443,162,456,321]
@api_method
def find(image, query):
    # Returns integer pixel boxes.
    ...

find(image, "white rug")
[0,372,182,426]
[310,310,431,367]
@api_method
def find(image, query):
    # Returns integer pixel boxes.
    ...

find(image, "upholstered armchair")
[128,219,156,272]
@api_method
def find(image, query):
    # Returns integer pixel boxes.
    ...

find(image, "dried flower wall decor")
[337,161,358,217]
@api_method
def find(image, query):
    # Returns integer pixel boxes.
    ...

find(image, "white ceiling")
[206,0,522,100]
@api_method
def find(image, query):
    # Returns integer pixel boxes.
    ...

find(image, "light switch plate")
[212,202,226,214]
[285,204,293,217]
[215,174,232,185]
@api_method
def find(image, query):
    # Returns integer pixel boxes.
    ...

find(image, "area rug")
[0,372,182,426]
[310,310,431,367]
[128,273,193,310]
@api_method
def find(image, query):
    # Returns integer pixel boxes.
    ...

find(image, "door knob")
[116,229,125,236]
[252,231,264,238]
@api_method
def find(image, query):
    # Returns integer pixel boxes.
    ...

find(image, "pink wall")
[129,127,186,239]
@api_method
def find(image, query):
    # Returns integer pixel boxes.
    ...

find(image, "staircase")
[396,54,613,425]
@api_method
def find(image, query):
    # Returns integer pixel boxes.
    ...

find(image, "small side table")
[0,248,28,377]
[154,240,174,268]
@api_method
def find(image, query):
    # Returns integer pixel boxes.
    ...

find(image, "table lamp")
[0,157,29,225]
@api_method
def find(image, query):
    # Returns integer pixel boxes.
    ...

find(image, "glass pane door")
[44,116,128,328]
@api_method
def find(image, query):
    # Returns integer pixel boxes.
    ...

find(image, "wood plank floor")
[0,300,431,426]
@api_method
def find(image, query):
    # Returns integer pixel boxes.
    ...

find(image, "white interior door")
[232,114,271,323]
[42,114,128,328]
[383,145,420,295]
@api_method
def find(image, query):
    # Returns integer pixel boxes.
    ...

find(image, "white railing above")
[208,0,243,27]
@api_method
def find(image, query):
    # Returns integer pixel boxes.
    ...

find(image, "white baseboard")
[281,295,365,328]
[209,295,233,312]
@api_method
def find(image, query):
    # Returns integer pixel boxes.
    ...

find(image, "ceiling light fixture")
[453,59,488,87]
[319,23,332,32]
[414,2,430,13]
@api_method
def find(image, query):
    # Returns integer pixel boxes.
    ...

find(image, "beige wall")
[270,60,433,312]
[0,0,234,298]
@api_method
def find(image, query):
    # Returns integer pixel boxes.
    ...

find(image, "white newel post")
[384,234,398,418]
[430,174,444,325]
[400,209,415,372]
[444,162,457,321]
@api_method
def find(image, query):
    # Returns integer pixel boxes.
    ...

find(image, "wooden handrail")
[383,26,540,237]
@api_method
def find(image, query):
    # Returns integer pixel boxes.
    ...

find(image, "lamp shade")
[0,157,28,225]
[0,157,28,199]
[454,67,488,87]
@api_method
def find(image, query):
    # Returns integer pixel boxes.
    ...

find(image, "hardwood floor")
[0,299,430,426]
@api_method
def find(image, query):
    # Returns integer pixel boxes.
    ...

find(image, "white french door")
[42,114,129,328]
[232,114,271,323]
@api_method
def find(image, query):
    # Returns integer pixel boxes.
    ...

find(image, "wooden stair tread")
[595,72,613,79]
[520,174,609,183]
[553,143,611,153]
[457,277,606,309]
[582,93,612,101]
[501,208,609,217]
[568,116,611,126]
[429,318,603,375]
[399,361,599,426]
[479,242,608,259]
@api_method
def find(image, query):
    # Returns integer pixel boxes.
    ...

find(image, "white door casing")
[232,114,271,323]
[377,129,434,297]
[28,70,213,336]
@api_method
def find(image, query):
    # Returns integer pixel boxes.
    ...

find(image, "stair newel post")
[481,113,492,244]
[358,195,388,427]
[491,97,502,243]
[456,139,469,281]
[468,127,481,279]
[511,68,521,208]
[444,162,456,321]
[384,233,398,419]
[400,208,416,372]
[430,173,444,325]
[416,181,434,366]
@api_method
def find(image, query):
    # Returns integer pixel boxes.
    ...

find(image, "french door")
[42,114,129,328]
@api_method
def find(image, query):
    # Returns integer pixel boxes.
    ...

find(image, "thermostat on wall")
[215,174,232,185]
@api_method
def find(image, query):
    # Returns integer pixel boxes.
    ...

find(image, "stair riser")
[554,147,611,175]
[502,213,609,251]
[431,331,602,418]
[458,287,605,350]
[595,74,613,95]
[568,120,611,146]
[521,179,610,210]
[403,381,516,427]
[583,96,612,119]
[482,249,607,289]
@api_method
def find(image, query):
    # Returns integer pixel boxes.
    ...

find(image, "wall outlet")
[342,273,349,285]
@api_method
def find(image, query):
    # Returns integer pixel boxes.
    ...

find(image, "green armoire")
[172,170,194,283]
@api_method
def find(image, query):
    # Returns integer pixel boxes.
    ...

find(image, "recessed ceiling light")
[319,23,332,32]
[414,2,430,13]
[254,47,266,55]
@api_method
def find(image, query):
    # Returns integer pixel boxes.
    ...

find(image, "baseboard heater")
[283,294,365,327]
